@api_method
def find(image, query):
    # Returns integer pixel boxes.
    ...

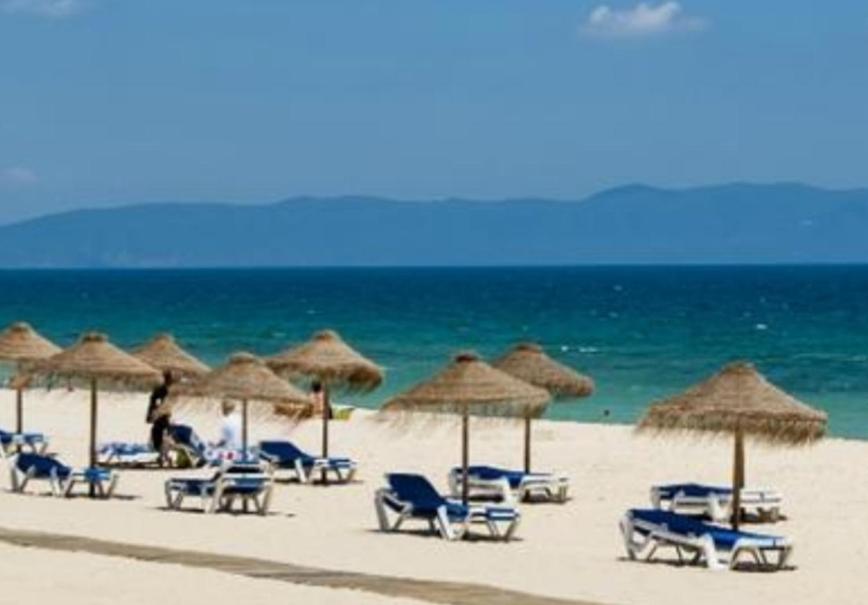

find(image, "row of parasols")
[0,321,828,527]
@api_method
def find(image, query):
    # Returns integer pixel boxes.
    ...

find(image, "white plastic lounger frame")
[164,469,275,515]
[9,463,118,498]
[448,468,569,504]
[650,485,783,522]
[619,512,793,571]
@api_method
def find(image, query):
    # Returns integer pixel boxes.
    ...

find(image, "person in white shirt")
[215,400,242,451]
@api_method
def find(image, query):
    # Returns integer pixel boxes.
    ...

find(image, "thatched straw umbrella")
[0,322,61,434]
[36,332,161,495]
[637,361,827,529]
[183,352,311,451]
[267,330,383,469]
[383,352,550,504]
[131,333,209,380]
[493,342,594,473]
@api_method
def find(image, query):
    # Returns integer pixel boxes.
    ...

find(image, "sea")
[1,266,867,439]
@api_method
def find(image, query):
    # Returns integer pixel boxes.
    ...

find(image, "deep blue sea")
[1,267,867,439]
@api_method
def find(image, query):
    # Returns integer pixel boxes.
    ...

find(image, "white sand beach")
[1,388,866,605]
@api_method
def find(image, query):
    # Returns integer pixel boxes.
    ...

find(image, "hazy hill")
[2,183,867,267]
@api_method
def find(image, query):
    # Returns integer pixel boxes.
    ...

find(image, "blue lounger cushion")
[655,483,733,499]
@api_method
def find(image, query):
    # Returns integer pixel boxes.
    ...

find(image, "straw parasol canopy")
[0,322,61,363]
[383,352,550,504]
[267,329,383,391]
[492,342,594,473]
[637,361,827,528]
[267,329,383,469]
[131,333,209,380]
[384,352,550,418]
[493,342,594,398]
[180,352,312,450]
[637,362,826,445]
[0,322,61,433]
[35,332,162,492]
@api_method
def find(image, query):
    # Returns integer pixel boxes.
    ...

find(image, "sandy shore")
[1,388,866,605]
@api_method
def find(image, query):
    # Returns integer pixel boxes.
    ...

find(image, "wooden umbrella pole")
[15,387,23,434]
[523,416,532,474]
[15,387,23,454]
[321,384,330,484]
[461,405,470,505]
[89,377,98,498]
[242,399,249,452]
[731,428,744,530]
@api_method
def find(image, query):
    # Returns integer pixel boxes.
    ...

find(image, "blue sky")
[0,0,866,222]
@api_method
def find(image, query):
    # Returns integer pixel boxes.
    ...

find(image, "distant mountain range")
[2,183,868,267]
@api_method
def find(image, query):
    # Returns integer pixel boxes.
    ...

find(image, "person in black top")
[147,370,174,466]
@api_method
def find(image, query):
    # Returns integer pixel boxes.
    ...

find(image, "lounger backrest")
[387,474,445,510]
[259,440,306,461]
[16,453,69,477]
[168,424,208,456]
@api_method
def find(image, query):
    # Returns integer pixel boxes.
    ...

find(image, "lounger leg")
[374,491,390,531]
[106,474,119,498]
[295,460,309,484]
[436,506,457,540]
[702,536,724,571]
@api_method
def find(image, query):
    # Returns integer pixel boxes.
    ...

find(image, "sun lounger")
[9,453,118,498]
[651,482,783,522]
[375,473,521,541]
[0,429,48,456]
[164,461,274,514]
[448,465,569,503]
[620,508,793,571]
[259,440,357,483]
[97,441,161,467]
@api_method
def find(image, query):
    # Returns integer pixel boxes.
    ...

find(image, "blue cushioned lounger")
[620,508,793,570]
[97,441,161,467]
[0,429,48,456]
[9,453,118,498]
[651,482,783,522]
[164,461,274,514]
[448,465,569,503]
[375,473,521,541]
[259,440,357,484]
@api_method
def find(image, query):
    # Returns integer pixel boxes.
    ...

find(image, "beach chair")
[164,461,274,514]
[620,508,793,571]
[0,429,48,457]
[651,483,783,522]
[374,473,521,541]
[97,441,161,467]
[8,453,118,498]
[258,440,357,483]
[448,465,569,504]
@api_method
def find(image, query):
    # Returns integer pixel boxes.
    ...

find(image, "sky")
[0,0,866,223]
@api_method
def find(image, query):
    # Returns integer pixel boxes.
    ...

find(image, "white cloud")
[0,0,88,18]
[0,167,38,186]
[582,2,706,38]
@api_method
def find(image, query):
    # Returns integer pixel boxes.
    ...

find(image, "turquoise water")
[1,267,867,438]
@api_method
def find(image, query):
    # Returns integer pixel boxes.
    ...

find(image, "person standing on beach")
[215,400,242,451]
[146,370,173,466]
